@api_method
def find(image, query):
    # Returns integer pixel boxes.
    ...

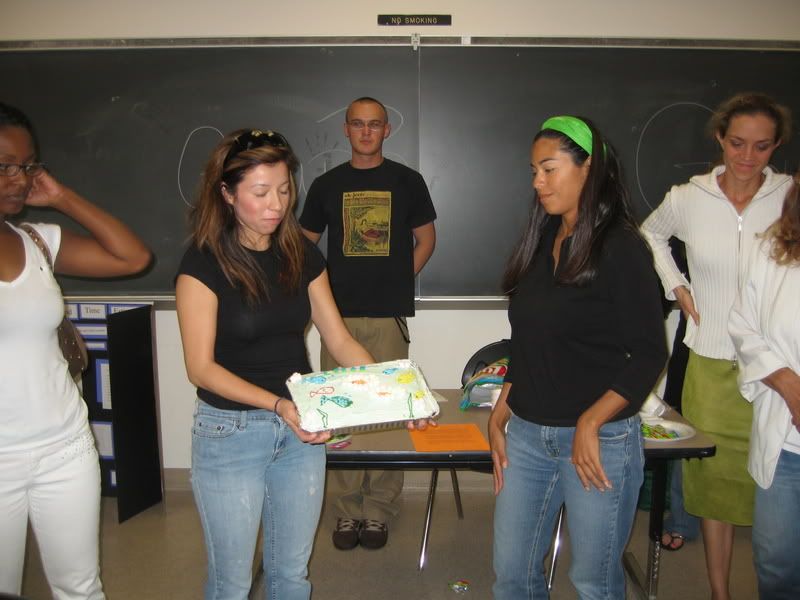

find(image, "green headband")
[540,116,594,155]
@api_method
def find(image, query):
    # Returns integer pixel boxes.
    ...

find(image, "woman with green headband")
[489,115,667,599]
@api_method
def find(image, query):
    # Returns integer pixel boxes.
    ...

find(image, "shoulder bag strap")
[20,224,88,378]
[19,223,55,271]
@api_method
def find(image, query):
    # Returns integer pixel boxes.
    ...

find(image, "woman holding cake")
[489,116,667,599]
[175,129,374,600]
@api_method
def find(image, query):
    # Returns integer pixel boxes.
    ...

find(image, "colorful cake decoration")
[286,359,439,433]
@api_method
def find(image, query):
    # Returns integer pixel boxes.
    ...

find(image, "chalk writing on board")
[177,125,224,208]
[177,125,311,208]
[635,102,713,211]
[314,104,406,135]
[301,105,409,194]
[178,105,410,206]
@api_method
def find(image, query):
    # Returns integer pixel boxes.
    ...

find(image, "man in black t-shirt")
[300,97,436,551]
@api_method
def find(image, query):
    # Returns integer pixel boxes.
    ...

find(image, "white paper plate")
[641,419,696,442]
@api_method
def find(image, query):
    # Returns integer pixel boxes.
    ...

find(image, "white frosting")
[411,398,429,414]
[299,409,325,432]
[287,360,438,432]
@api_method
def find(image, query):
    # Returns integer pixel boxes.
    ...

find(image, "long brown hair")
[189,129,306,305]
[765,173,800,266]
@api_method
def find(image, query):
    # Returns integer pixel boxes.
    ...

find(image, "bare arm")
[175,274,329,443]
[301,228,322,244]
[673,285,700,325]
[309,269,373,367]
[308,270,434,430]
[412,222,435,274]
[488,382,513,495]
[26,171,151,277]
[572,390,630,491]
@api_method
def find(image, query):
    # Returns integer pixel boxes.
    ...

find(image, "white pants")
[0,427,105,599]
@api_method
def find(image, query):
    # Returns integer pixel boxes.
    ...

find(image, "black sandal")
[661,531,686,552]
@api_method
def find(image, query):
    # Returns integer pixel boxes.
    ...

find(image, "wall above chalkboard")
[2,42,798,296]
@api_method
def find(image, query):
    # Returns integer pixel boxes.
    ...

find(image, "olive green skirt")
[682,351,755,525]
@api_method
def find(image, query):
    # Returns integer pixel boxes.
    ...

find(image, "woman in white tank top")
[0,101,151,600]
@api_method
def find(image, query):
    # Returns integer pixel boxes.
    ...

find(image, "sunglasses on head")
[223,129,289,166]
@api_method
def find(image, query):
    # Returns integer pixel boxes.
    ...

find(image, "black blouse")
[506,217,667,426]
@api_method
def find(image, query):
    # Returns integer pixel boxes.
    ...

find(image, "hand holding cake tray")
[286,359,440,434]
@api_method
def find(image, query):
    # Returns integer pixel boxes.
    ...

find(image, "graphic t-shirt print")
[342,191,391,256]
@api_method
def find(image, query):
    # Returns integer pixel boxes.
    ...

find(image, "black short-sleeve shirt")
[176,239,325,411]
[299,159,436,317]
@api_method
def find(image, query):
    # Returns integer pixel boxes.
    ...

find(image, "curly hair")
[766,174,800,266]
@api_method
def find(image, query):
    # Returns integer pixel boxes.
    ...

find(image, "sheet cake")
[286,359,439,433]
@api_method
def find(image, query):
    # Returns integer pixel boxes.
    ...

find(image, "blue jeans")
[191,400,326,600]
[493,414,644,600]
[752,449,800,600]
[663,459,700,540]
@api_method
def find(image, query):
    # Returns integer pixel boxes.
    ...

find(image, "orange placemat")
[409,423,490,452]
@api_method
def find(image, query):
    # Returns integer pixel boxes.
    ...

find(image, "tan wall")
[3,0,799,42]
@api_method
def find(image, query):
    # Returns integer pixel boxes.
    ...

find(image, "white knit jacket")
[640,166,792,360]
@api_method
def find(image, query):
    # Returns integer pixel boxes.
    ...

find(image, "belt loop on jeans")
[238,409,248,430]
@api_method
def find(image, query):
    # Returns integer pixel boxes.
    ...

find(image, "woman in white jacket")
[730,175,800,600]
[641,93,792,600]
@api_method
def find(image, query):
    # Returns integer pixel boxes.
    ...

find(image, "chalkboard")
[0,46,420,295]
[2,44,799,296]
[419,47,800,295]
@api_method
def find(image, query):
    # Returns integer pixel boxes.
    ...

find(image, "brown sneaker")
[359,519,388,549]
[332,518,361,550]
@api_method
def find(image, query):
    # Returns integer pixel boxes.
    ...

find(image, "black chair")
[458,339,564,591]
[458,338,512,472]
[460,339,511,390]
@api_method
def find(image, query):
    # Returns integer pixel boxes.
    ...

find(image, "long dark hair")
[189,129,306,305]
[503,117,640,293]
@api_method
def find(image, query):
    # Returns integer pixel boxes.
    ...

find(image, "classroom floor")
[21,473,758,599]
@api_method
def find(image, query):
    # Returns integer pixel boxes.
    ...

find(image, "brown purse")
[20,224,90,380]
